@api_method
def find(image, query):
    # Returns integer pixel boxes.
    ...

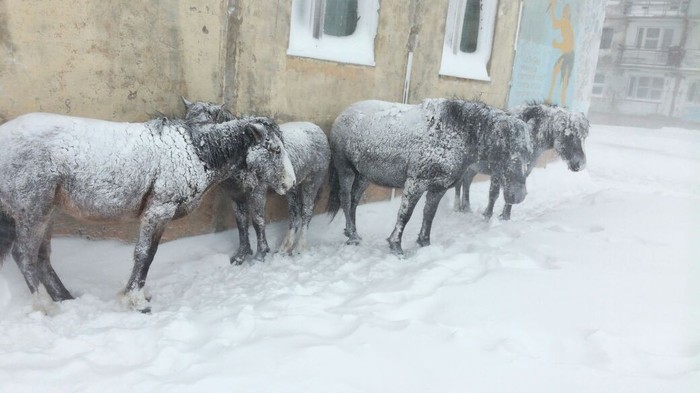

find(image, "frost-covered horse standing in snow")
[453,102,589,220]
[328,99,532,255]
[0,112,294,312]
[182,99,329,263]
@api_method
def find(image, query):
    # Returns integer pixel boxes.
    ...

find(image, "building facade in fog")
[590,0,700,122]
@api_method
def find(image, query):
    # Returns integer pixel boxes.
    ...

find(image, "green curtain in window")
[324,0,358,37]
[460,0,481,53]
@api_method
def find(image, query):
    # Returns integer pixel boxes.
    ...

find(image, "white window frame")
[439,0,499,81]
[635,27,661,49]
[287,0,380,66]
[592,73,605,97]
[627,75,665,102]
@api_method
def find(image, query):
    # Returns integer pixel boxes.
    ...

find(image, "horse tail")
[0,210,16,265]
[326,158,341,221]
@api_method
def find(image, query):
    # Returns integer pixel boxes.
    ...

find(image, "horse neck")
[530,126,554,164]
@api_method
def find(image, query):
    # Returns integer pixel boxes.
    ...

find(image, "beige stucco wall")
[0,0,229,241]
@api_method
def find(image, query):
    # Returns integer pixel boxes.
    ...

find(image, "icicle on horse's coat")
[182,98,330,262]
[453,102,589,220]
[327,99,532,256]
[0,111,295,312]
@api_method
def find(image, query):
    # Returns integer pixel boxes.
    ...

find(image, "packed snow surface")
[0,124,698,392]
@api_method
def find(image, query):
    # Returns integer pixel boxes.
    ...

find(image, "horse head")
[182,97,234,124]
[490,117,531,205]
[245,120,296,195]
[183,98,296,195]
[552,110,589,172]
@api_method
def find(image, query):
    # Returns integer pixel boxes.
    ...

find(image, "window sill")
[438,52,491,82]
[286,37,375,67]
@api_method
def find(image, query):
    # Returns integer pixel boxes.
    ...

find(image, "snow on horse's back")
[0,111,287,312]
[328,98,532,255]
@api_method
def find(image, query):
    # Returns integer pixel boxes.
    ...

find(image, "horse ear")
[245,123,267,144]
[181,96,193,109]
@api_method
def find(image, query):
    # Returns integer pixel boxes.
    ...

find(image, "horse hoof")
[139,307,152,314]
[387,241,404,256]
[416,237,430,247]
[346,237,361,246]
[230,255,246,265]
[498,214,511,221]
[254,252,267,262]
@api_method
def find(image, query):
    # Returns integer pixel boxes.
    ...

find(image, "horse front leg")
[122,203,176,313]
[417,188,448,247]
[387,179,424,256]
[453,179,462,211]
[499,204,513,221]
[279,187,302,255]
[483,178,501,219]
[296,184,319,253]
[249,187,270,261]
[231,199,253,265]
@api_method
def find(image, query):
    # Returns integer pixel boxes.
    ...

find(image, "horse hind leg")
[37,228,73,301]
[296,183,321,253]
[336,162,361,245]
[0,211,16,266]
[11,216,55,310]
[417,188,448,247]
[279,187,302,255]
[349,175,369,241]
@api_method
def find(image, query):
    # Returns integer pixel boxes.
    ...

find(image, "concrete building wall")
[0,0,229,241]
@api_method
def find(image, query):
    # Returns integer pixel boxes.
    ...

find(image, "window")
[688,81,700,104]
[287,0,380,66]
[636,27,660,49]
[592,73,605,97]
[635,27,675,49]
[439,0,499,81]
[627,75,664,101]
[600,27,614,49]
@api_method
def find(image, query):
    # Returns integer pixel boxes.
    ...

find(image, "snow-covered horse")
[0,112,295,312]
[454,102,589,220]
[182,99,330,263]
[327,99,532,255]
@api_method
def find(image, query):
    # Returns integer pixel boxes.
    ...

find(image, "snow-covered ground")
[0,124,698,392]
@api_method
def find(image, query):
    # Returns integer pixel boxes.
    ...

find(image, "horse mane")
[145,115,258,171]
[512,101,589,144]
[440,99,532,159]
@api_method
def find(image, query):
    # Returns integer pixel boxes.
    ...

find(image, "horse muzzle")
[568,157,586,172]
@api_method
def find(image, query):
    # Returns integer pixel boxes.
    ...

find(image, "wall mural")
[508,0,606,113]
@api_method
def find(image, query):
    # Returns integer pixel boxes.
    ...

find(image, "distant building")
[590,0,700,122]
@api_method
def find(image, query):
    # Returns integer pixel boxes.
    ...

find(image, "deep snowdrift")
[0,124,698,392]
